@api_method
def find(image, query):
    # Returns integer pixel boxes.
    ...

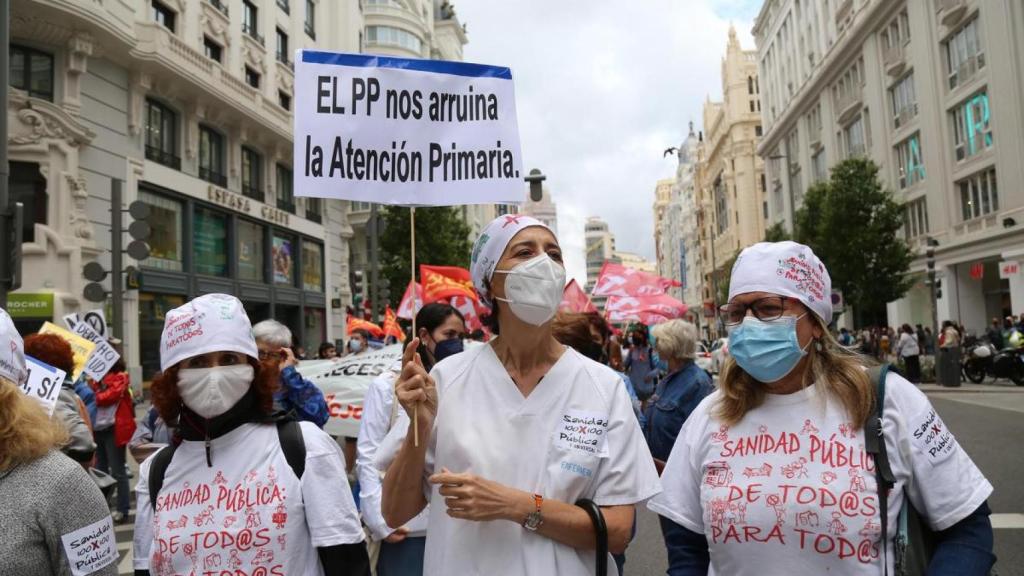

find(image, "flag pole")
[410,206,419,447]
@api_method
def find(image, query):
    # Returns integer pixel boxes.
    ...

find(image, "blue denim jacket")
[645,362,713,462]
[274,366,330,427]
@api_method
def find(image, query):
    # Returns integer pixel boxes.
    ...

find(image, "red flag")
[382,306,406,342]
[347,316,384,338]
[560,279,597,313]
[592,261,681,297]
[421,265,477,303]
[605,294,688,325]
[397,281,423,320]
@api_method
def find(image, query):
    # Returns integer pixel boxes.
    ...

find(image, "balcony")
[894,103,918,130]
[199,166,227,187]
[277,198,296,214]
[208,0,229,16]
[834,88,863,124]
[306,210,322,224]
[949,54,985,90]
[883,41,908,77]
[936,0,967,28]
[242,184,264,201]
[145,145,181,170]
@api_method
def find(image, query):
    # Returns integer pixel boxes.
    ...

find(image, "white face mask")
[177,365,254,419]
[493,254,566,326]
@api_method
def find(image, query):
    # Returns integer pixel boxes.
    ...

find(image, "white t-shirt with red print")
[648,372,992,576]
[133,421,364,576]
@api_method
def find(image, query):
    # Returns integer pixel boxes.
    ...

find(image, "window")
[303,308,325,352]
[843,114,866,158]
[9,45,54,101]
[198,126,226,186]
[806,104,822,136]
[194,207,228,276]
[959,167,998,221]
[713,177,728,235]
[951,91,993,161]
[145,99,179,169]
[748,76,755,95]
[152,0,176,32]
[755,125,763,137]
[302,241,324,292]
[306,197,322,223]
[881,10,910,51]
[894,133,925,189]
[272,234,296,285]
[241,147,263,200]
[276,28,289,64]
[305,0,316,38]
[243,1,261,42]
[890,72,917,128]
[365,26,423,53]
[350,201,371,213]
[277,0,289,13]
[945,18,984,90]
[10,162,47,243]
[904,197,929,240]
[237,219,265,282]
[203,36,222,63]
[245,66,260,89]
[276,164,295,213]
[138,190,183,271]
[812,148,827,183]
[278,90,291,111]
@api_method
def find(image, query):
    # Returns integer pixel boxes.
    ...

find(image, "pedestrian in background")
[90,357,136,523]
[606,334,645,429]
[24,333,96,465]
[924,326,936,355]
[651,241,995,575]
[129,404,173,464]
[319,341,338,359]
[895,323,921,384]
[349,329,371,356]
[253,319,330,427]
[625,326,657,404]
[0,309,119,576]
[986,318,1004,350]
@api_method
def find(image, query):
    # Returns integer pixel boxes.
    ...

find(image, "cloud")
[457,1,755,284]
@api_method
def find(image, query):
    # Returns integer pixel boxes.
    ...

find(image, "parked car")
[695,342,713,374]
[710,337,730,374]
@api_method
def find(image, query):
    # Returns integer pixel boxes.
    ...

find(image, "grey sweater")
[0,450,119,576]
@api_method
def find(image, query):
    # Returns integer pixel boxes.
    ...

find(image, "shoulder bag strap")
[865,363,895,576]
[148,444,178,512]
[276,419,306,480]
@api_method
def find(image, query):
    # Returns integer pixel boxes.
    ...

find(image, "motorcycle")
[962,340,1024,385]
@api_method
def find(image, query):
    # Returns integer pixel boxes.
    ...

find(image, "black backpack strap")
[277,419,306,480]
[148,444,178,512]
[865,363,895,576]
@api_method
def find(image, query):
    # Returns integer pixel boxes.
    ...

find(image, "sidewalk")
[919,381,1024,393]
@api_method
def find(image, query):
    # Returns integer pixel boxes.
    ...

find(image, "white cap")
[160,294,258,371]
[728,241,833,321]
[0,309,26,385]
[470,214,553,307]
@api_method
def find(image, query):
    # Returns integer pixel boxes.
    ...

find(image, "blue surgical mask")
[349,339,363,353]
[433,338,464,363]
[728,315,809,383]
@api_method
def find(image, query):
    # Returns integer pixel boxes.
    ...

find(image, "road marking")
[991,513,1024,529]
[117,547,134,575]
[115,522,134,535]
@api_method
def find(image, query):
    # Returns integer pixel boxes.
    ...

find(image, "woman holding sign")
[381,215,660,575]
[0,309,119,576]
[132,294,370,576]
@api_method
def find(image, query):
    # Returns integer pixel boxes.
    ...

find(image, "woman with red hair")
[23,332,95,464]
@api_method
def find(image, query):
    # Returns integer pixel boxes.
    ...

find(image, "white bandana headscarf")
[470,214,553,307]
[160,293,259,371]
[728,241,833,321]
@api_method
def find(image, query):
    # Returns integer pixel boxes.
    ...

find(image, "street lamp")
[925,237,940,335]
[525,168,546,202]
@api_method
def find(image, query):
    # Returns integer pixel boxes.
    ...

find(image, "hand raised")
[395,338,437,431]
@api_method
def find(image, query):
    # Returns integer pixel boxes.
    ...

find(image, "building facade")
[584,216,617,311]
[652,177,677,296]
[696,26,767,311]
[754,0,1024,333]
[614,251,656,274]
[523,184,558,236]
[654,125,703,310]
[8,0,366,380]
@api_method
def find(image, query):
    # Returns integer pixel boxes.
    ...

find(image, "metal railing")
[199,167,227,187]
[208,0,229,16]
[145,145,181,170]
[241,184,264,201]
[277,199,296,214]
[242,23,264,46]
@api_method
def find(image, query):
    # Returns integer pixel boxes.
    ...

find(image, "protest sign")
[39,322,96,380]
[63,309,108,339]
[21,356,66,415]
[295,344,404,438]
[294,51,523,206]
[68,321,121,381]
[60,516,117,576]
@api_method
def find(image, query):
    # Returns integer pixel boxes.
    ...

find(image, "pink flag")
[449,294,487,332]
[560,279,598,313]
[591,261,682,297]
[397,281,423,320]
[605,294,688,324]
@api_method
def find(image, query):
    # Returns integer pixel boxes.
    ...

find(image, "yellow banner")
[38,321,96,380]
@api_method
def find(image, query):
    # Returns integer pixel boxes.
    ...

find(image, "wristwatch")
[523,493,544,531]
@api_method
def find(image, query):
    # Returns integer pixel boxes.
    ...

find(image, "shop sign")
[969,262,984,280]
[999,261,1020,279]
[7,293,54,318]
[207,185,291,227]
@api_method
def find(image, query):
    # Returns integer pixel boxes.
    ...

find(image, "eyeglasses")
[720,296,790,326]
[258,350,284,361]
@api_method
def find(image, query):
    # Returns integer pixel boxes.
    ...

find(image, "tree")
[793,157,913,326]
[378,205,473,308]
[764,222,791,242]
[716,254,737,307]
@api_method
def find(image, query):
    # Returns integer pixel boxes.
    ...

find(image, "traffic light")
[351,269,364,305]
[83,200,150,303]
[935,279,942,300]
[378,277,391,306]
[127,200,152,261]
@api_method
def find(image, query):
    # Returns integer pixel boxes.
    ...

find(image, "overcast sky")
[458,0,760,283]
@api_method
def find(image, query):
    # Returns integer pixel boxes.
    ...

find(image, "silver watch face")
[524,511,543,531]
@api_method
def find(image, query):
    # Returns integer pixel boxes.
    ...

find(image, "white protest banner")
[21,356,66,415]
[69,321,121,381]
[60,516,117,576]
[294,344,404,438]
[294,51,523,206]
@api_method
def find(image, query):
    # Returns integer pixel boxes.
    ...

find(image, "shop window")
[138,190,183,271]
[276,164,295,213]
[9,44,54,101]
[237,219,265,282]
[303,307,326,353]
[302,240,323,292]
[10,162,47,243]
[145,99,180,169]
[199,125,226,186]
[241,146,263,200]
[958,167,998,221]
[272,233,296,286]
[139,293,186,380]
[194,207,228,276]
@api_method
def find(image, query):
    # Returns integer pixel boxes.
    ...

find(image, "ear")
[418,327,430,341]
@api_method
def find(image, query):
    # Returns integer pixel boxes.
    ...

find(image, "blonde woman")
[649,242,995,575]
[0,309,118,576]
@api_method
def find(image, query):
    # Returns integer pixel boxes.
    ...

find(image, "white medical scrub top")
[380,343,661,575]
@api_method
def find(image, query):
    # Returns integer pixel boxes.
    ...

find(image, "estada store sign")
[206,185,292,227]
